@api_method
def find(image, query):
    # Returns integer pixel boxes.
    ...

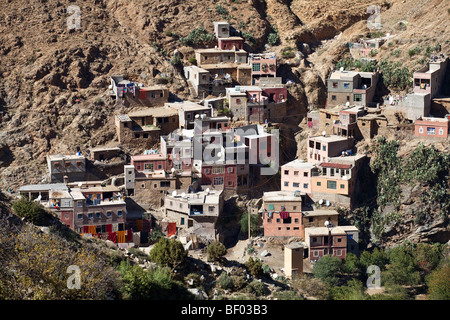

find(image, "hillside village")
[0,0,449,302]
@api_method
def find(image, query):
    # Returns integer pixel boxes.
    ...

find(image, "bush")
[207,241,227,263]
[179,26,215,47]
[267,32,279,46]
[291,276,330,300]
[12,197,50,225]
[426,260,450,300]
[330,279,368,300]
[382,246,421,286]
[378,59,411,90]
[148,229,164,244]
[246,257,264,278]
[118,261,192,300]
[216,272,233,290]
[185,273,201,287]
[245,280,268,297]
[149,237,187,270]
[239,212,260,237]
[170,54,182,67]
[188,57,197,65]
[231,275,247,290]
[241,31,256,44]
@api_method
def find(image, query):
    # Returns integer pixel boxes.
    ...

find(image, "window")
[268,204,274,210]
[303,172,308,177]
[181,217,185,225]
[312,237,317,242]
[343,82,350,88]
[204,168,210,174]
[213,166,225,174]
[284,182,289,187]
[332,82,338,88]
[327,181,337,189]
[293,183,299,188]
[252,63,260,71]
[276,218,280,223]
[331,95,336,101]
[427,127,436,135]
[337,238,342,243]
[77,214,83,220]
[134,133,140,139]
[313,250,319,257]
[64,213,70,219]
[141,183,146,189]
[317,182,321,187]
[106,211,112,218]
[336,249,342,256]
[354,94,362,102]
[322,145,326,151]
[349,234,353,239]
[227,167,234,173]
[213,177,224,185]
[95,212,101,219]
[294,171,299,176]
[418,127,423,134]
[294,218,299,223]
[294,227,299,230]
[439,128,444,135]
[143,133,148,139]
[117,211,123,217]
[236,98,241,104]
[293,206,297,210]
[88,213,93,219]
[160,181,171,188]
[284,170,289,175]
[340,184,345,189]
[209,206,215,212]
[303,183,308,189]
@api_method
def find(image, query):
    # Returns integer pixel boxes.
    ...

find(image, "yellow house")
[311,162,354,196]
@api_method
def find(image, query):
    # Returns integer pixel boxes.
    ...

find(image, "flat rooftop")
[282,159,315,169]
[165,101,211,112]
[263,190,304,202]
[309,135,351,143]
[19,184,68,192]
[166,188,223,204]
[302,209,339,217]
[128,106,178,118]
[47,154,85,161]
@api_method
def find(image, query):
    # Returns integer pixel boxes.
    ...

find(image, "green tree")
[383,246,421,286]
[267,32,279,46]
[239,212,260,237]
[312,255,342,286]
[216,272,234,290]
[149,237,187,270]
[207,240,227,263]
[359,248,389,271]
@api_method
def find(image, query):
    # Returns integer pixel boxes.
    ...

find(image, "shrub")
[170,54,182,67]
[207,240,227,263]
[245,280,268,297]
[267,32,279,46]
[231,275,247,290]
[118,261,192,300]
[179,26,215,47]
[12,197,50,225]
[273,289,303,300]
[246,257,264,278]
[149,237,187,270]
[426,260,450,300]
[330,279,368,300]
[281,47,295,59]
[241,31,256,44]
[148,229,164,244]
[216,272,233,290]
[215,4,229,16]
[188,57,197,65]
[185,273,201,287]
[382,246,421,286]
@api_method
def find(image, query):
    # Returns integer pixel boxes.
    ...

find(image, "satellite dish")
[217,152,222,158]
[324,220,330,227]
[78,182,83,187]
[339,67,344,72]
[181,192,186,198]
[206,188,210,194]
[322,131,326,136]
[171,168,175,173]
[319,199,323,205]
[326,200,330,207]
[172,191,177,197]
[195,114,200,119]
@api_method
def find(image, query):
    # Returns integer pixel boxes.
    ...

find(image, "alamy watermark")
[67,5,81,30]
[67,265,81,289]
[366,265,381,289]
[366,5,382,30]
[187,119,279,175]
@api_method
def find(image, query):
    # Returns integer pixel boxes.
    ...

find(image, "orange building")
[414,117,449,138]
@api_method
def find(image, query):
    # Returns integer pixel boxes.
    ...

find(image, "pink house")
[281,159,315,194]
[414,117,449,138]
[131,153,168,173]
[218,37,244,51]
[249,52,277,85]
